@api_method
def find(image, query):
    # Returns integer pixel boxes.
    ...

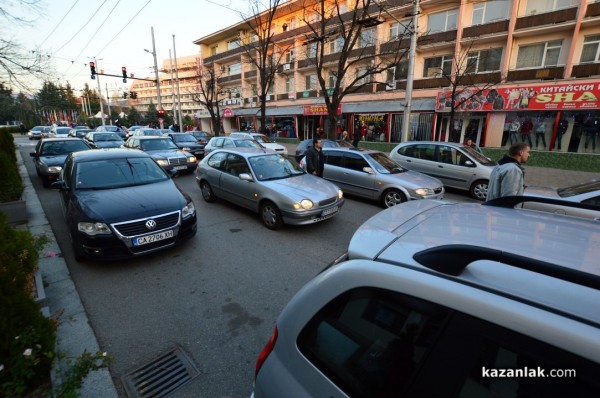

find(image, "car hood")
[523,186,559,198]
[146,149,188,158]
[39,155,68,167]
[262,143,286,151]
[381,170,443,189]
[94,141,123,148]
[263,174,340,200]
[76,180,187,224]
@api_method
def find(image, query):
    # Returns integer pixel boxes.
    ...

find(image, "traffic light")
[129,91,137,99]
[132,92,137,99]
[123,92,128,99]
[122,66,127,83]
[157,109,165,118]
[89,62,96,79]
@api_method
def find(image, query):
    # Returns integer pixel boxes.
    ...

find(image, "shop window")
[472,0,509,25]
[467,48,502,73]
[424,55,453,77]
[428,9,458,33]
[525,0,578,16]
[389,21,411,40]
[516,41,562,69]
[580,35,600,64]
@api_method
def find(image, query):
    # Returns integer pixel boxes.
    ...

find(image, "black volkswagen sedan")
[30,138,92,187]
[51,149,197,261]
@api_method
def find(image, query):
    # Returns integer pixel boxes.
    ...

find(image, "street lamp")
[145,26,162,109]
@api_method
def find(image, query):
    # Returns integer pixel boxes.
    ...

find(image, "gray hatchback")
[389,141,496,200]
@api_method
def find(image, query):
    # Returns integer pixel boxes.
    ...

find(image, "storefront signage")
[222,108,234,118]
[303,104,342,115]
[436,82,600,112]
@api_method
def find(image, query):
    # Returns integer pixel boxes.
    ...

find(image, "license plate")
[173,165,187,171]
[321,206,338,217]
[133,230,174,246]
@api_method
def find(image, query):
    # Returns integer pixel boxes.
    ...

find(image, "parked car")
[203,136,264,156]
[253,198,600,397]
[195,148,344,229]
[28,126,51,140]
[54,127,73,138]
[51,149,197,261]
[130,128,163,137]
[83,132,124,149]
[95,125,128,140]
[68,128,93,139]
[164,132,205,158]
[30,138,91,187]
[229,132,288,155]
[123,136,197,175]
[294,138,353,162]
[523,179,600,220]
[389,141,496,200]
[190,131,213,146]
[301,147,444,207]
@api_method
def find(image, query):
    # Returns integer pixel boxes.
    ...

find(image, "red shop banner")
[436,82,600,112]
[303,104,342,115]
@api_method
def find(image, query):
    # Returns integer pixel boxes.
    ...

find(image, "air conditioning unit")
[283,63,291,71]
[386,81,396,90]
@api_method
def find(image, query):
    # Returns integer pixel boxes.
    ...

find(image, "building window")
[285,76,295,93]
[581,35,600,63]
[210,46,218,56]
[328,71,336,88]
[387,60,409,81]
[428,9,458,33]
[358,28,376,48]
[525,0,578,15]
[467,48,503,72]
[424,55,453,77]
[285,49,295,63]
[472,0,509,25]
[227,39,240,51]
[306,42,318,58]
[328,37,344,54]
[389,21,411,40]
[305,74,317,90]
[356,67,373,84]
[229,63,241,75]
[516,41,562,69]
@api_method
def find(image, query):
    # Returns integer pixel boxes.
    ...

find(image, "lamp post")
[401,0,419,142]
[145,26,162,109]
[172,34,183,131]
[92,57,106,127]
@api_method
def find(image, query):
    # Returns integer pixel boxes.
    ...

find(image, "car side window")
[297,287,450,398]
[344,152,369,172]
[581,196,600,208]
[416,144,436,161]
[225,153,250,176]
[438,146,459,165]
[223,139,235,148]
[324,151,344,167]
[207,152,227,171]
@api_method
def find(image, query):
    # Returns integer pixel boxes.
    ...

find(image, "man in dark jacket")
[305,137,324,177]
[486,142,530,201]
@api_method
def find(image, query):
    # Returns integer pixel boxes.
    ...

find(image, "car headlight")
[294,199,314,210]
[182,201,195,219]
[187,156,197,163]
[78,222,112,236]
[338,189,344,199]
[48,166,62,173]
[415,188,434,197]
[156,159,169,167]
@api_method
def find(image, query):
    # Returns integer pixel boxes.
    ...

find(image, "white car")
[523,179,600,220]
[229,132,288,155]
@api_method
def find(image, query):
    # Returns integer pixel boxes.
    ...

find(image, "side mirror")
[464,160,475,167]
[239,173,253,181]
[362,167,374,174]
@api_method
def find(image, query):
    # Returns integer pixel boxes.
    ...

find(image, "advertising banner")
[436,82,600,112]
[303,104,342,115]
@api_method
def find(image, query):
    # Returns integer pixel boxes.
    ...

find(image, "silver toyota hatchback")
[252,198,600,397]
[389,141,496,200]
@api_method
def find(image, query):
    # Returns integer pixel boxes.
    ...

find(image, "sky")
[8,0,252,95]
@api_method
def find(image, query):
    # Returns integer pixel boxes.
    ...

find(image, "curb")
[17,149,119,398]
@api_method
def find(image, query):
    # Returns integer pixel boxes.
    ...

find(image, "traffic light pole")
[151,27,162,109]
[94,58,106,127]
[105,83,112,125]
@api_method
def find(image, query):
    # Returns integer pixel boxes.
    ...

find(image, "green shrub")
[0,214,56,397]
[0,150,23,202]
[0,130,16,162]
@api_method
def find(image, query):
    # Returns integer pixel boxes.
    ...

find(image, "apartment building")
[189,0,597,153]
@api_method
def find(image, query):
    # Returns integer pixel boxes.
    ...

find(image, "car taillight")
[255,325,278,380]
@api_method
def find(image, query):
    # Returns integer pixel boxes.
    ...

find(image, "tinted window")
[438,145,464,165]
[324,151,344,167]
[344,152,369,172]
[297,288,450,397]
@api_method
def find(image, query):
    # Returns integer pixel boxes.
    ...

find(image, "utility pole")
[105,83,112,125]
[172,34,183,131]
[151,27,162,109]
[401,0,419,142]
[94,58,106,126]
[169,50,176,129]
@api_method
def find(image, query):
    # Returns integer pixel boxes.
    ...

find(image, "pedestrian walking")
[19,123,26,135]
[305,137,324,177]
[486,142,531,201]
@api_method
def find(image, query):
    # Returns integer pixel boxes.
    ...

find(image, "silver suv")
[389,141,496,200]
[253,198,600,397]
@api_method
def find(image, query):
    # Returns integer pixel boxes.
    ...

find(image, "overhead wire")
[53,0,108,55]
[95,0,153,57]
[38,0,80,47]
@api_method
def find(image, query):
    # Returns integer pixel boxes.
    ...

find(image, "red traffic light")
[122,66,127,83]
[89,62,96,79]
[157,109,165,118]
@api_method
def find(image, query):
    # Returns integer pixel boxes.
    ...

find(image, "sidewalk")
[17,150,119,397]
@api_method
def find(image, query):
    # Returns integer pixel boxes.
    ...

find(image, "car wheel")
[200,180,216,202]
[470,180,488,201]
[260,201,283,230]
[381,189,406,208]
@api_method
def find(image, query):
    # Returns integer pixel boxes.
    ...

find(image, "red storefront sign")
[222,108,234,118]
[436,82,600,112]
[303,104,342,115]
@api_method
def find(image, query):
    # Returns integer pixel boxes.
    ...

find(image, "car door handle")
[438,165,444,168]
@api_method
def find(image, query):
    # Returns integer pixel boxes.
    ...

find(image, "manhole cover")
[122,346,200,398]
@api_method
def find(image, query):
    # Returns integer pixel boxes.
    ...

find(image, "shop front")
[435,82,600,153]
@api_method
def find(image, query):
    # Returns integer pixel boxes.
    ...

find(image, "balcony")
[379,39,411,55]
[571,63,600,78]
[348,45,376,59]
[349,83,375,94]
[515,7,578,30]
[461,72,503,85]
[277,63,295,73]
[203,46,245,63]
[296,90,318,99]
[507,66,565,81]
[586,1,600,18]
[244,70,257,79]
[418,30,457,46]
[297,58,316,69]
[217,73,241,84]
[462,20,509,39]
[413,77,448,89]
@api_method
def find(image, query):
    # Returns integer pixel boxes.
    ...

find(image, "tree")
[127,107,142,126]
[190,61,227,135]
[299,0,410,138]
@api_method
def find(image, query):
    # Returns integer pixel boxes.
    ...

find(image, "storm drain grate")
[122,346,200,398]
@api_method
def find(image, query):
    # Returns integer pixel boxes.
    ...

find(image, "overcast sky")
[9,0,252,94]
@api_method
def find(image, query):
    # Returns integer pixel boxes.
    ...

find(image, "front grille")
[168,157,187,165]
[113,212,180,236]
[319,197,337,207]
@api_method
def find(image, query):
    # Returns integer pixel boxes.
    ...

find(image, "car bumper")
[161,163,197,175]
[280,198,345,225]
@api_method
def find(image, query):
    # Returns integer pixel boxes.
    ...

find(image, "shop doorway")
[463,116,485,146]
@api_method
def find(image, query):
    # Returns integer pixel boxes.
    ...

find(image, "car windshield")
[141,129,162,136]
[461,146,495,165]
[75,158,168,189]
[249,154,304,181]
[141,139,179,151]
[557,180,600,198]
[252,134,272,143]
[95,133,121,141]
[41,140,90,156]
[366,152,406,174]
[234,139,262,148]
[172,134,196,143]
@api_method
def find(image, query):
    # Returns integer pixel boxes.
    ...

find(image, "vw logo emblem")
[145,219,157,230]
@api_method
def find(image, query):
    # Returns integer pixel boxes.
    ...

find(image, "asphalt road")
[17,138,474,397]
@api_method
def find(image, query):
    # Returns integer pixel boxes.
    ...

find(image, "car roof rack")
[484,195,600,212]
[412,244,600,290]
